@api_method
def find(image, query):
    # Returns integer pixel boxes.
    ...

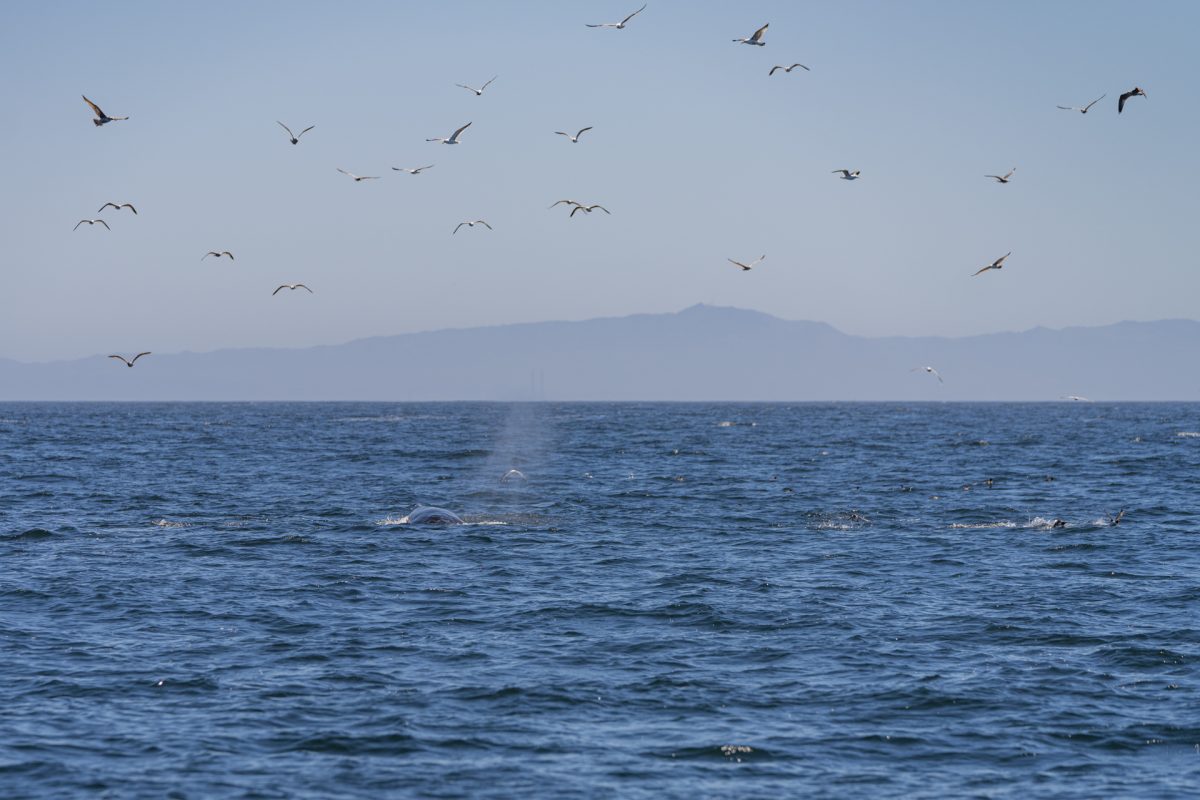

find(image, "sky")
[2,0,1198,362]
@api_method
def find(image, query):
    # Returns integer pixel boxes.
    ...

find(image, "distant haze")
[2,305,1196,401]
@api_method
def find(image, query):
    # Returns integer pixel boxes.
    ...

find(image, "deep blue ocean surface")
[2,402,1198,798]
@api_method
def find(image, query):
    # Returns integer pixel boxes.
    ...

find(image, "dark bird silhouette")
[277,121,314,144]
[108,352,151,368]
[729,255,765,271]
[986,168,1016,184]
[769,63,809,75]
[569,204,610,217]
[453,220,493,234]
[973,252,1011,276]
[82,95,128,126]
[273,283,312,295]
[98,202,137,214]
[833,169,861,180]
[555,126,593,143]
[202,251,234,260]
[1118,87,1146,113]
[74,219,110,231]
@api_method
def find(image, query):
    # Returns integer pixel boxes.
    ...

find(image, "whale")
[401,506,464,525]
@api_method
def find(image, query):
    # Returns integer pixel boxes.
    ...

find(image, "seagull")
[74,219,110,230]
[82,95,128,126]
[427,121,472,144]
[569,204,610,217]
[549,199,586,209]
[733,23,769,46]
[554,126,593,143]
[456,76,497,96]
[1057,94,1105,114]
[972,252,1010,276]
[108,352,151,368]
[277,121,314,144]
[911,366,944,383]
[1110,509,1125,526]
[728,254,765,271]
[1061,395,1092,402]
[392,165,434,174]
[986,168,1016,184]
[586,3,647,29]
[337,168,380,182]
[202,251,234,260]
[98,202,137,214]
[833,169,861,180]
[1118,87,1146,113]
[769,63,809,75]
[273,283,312,295]
[453,220,493,234]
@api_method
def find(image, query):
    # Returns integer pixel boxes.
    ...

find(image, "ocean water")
[1,402,1198,799]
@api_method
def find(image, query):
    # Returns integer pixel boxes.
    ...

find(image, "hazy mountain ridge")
[2,305,1197,401]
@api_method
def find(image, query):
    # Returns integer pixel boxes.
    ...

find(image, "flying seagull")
[833,169,861,180]
[569,204,610,217]
[392,165,434,174]
[586,3,647,29]
[98,202,137,214]
[769,63,810,75]
[555,126,593,143]
[1061,394,1092,402]
[549,199,586,209]
[972,252,1010,276]
[986,168,1016,184]
[1057,94,1105,114]
[277,121,314,144]
[729,255,766,271]
[82,95,128,126]
[427,121,472,144]
[911,366,943,383]
[453,220,493,234]
[733,23,769,46]
[108,352,151,368]
[202,251,234,260]
[273,283,312,295]
[456,76,497,96]
[1118,87,1146,113]
[74,219,110,230]
[337,168,380,181]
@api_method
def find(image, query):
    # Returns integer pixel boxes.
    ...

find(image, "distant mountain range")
[2,305,1197,401]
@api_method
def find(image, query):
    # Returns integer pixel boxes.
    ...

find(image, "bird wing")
[73,220,86,230]
[1003,169,1015,180]
[570,206,583,217]
[98,219,110,229]
[455,83,476,92]
[223,252,234,259]
[122,203,137,214]
[576,126,593,138]
[972,265,996,276]
[591,205,610,214]
[481,76,497,90]
[728,259,748,269]
[453,223,466,234]
[985,175,1003,180]
[549,200,577,208]
[297,284,313,293]
[1118,92,1129,113]
[1056,105,1076,111]
[337,168,355,178]
[769,66,782,75]
[791,63,810,71]
[99,202,117,212]
[272,285,287,295]
[130,352,151,364]
[621,3,647,24]
[108,355,132,366]
[299,125,314,137]
[478,220,493,229]
[994,252,1011,267]
[554,131,570,137]
[450,121,472,141]
[934,371,943,383]
[82,95,104,117]
[750,23,768,42]
[1083,94,1105,111]
[277,121,294,138]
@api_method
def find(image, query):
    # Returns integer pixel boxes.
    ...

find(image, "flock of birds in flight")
[78,9,1150,380]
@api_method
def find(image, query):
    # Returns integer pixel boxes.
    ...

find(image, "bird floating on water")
[337,168,380,182]
[911,366,944,383]
[273,283,312,295]
[427,122,472,144]
[392,165,434,174]
[733,23,769,46]
[277,121,314,144]
[729,255,765,271]
[202,251,234,261]
[1118,87,1146,113]
[82,95,128,126]
[769,63,809,75]
[453,220,492,234]
[1110,509,1125,526]
[98,202,137,214]
[586,4,647,29]
[108,352,150,368]
[555,127,593,143]
[569,204,610,217]
[74,219,110,231]
[986,168,1016,184]
[833,169,860,180]
[1057,94,1105,114]
[973,252,1010,276]
[456,76,497,96]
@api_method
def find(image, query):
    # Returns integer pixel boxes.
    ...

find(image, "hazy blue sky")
[2,1,1197,361]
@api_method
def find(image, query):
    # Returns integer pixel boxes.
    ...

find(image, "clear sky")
[2,0,1197,361]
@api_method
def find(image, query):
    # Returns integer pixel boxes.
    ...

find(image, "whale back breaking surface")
[403,506,464,525]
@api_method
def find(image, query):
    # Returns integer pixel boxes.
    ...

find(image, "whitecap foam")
[152,519,191,528]
[950,521,1019,529]
[1177,431,1200,438]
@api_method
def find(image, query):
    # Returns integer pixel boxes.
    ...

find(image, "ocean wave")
[1177,431,1200,438]
[153,519,192,528]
